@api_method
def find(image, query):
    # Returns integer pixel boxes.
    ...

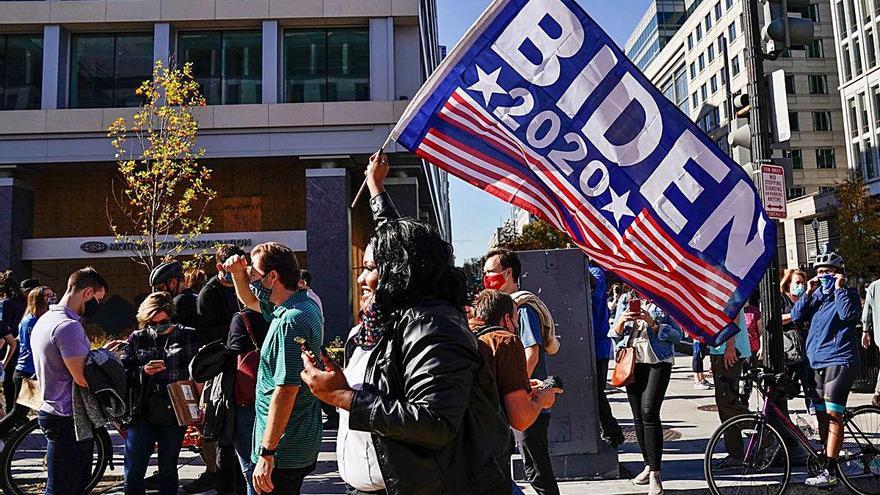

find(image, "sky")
[437,0,653,263]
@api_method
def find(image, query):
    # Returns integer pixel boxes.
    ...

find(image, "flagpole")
[350,133,396,209]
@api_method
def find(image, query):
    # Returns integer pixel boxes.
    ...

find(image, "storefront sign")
[22,231,307,261]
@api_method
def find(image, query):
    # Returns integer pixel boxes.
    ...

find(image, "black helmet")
[813,252,845,271]
[149,261,183,287]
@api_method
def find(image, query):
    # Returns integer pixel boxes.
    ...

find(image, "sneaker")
[183,471,218,494]
[694,382,711,390]
[700,379,713,388]
[144,471,160,490]
[805,469,839,488]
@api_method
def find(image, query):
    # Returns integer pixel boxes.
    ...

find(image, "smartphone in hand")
[628,298,641,314]
[295,337,325,370]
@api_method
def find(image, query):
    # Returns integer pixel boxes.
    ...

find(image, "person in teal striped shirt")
[224,242,323,495]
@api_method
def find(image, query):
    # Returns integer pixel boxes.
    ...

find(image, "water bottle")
[796,414,815,440]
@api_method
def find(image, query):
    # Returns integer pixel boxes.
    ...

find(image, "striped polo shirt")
[252,290,324,469]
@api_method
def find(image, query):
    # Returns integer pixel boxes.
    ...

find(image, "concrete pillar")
[41,25,64,109]
[369,17,394,101]
[0,178,34,277]
[306,168,352,342]
[153,23,173,68]
[516,249,619,480]
[261,20,279,104]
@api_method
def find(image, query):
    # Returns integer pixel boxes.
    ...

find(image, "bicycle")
[0,418,204,495]
[704,366,880,495]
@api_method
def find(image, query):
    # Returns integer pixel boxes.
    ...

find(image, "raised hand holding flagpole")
[350,134,396,208]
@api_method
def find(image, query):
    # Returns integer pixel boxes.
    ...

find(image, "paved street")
[97,354,874,494]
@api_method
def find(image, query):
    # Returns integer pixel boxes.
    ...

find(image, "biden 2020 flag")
[390,0,775,346]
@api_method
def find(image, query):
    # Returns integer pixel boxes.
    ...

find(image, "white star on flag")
[601,188,635,227]
[468,66,506,105]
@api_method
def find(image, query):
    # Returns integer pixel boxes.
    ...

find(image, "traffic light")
[728,70,790,149]
[728,92,751,149]
[761,0,815,58]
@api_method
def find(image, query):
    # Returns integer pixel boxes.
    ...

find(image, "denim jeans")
[37,411,94,495]
[246,461,316,495]
[234,404,257,495]
[123,418,186,495]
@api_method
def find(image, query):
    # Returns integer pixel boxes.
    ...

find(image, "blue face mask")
[791,283,805,297]
[819,274,836,293]
[222,271,233,284]
[249,278,274,303]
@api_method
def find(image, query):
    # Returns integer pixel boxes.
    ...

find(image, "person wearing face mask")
[150,261,198,329]
[189,244,248,495]
[223,242,323,495]
[30,267,121,495]
[482,248,559,495]
[122,291,200,495]
[779,268,813,413]
[791,252,862,488]
[862,276,880,407]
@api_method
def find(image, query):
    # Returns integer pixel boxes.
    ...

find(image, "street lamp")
[811,217,820,259]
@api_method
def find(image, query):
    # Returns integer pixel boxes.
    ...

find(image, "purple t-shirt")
[31,305,91,416]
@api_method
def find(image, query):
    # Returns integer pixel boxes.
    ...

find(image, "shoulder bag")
[611,324,638,388]
[234,313,260,406]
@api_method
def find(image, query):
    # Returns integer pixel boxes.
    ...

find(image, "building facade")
[0,0,449,339]
[640,0,848,269]
[829,0,880,191]
[624,0,687,71]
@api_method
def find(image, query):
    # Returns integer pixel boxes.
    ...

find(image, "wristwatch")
[259,446,276,457]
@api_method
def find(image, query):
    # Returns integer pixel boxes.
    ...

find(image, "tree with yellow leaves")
[107,61,216,274]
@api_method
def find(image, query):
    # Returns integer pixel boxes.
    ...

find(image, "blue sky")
[437,0,652,263]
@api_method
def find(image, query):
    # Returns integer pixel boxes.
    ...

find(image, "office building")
[640,0,848,269]
[0,0,449,338]
[624,0,687,71]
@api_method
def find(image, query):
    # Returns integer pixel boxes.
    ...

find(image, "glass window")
[726,0,734,9]
[863,0,873,20]
[696,24,703,40]
[785,74,796,94]
[728,22,737,42]
[690,62,697,79]
[731,54,740,75]
[807,39,824,58]
[718,37,724,54]
[0,34,42,111]
[872,86,880,126]
[876,0,880,16]
[868,30,877,67]
[816,148,837,169]
[784,149,803,169]
[844,46,853,80]
[860,92,870,133]
[701,83,708,100]
[807,4,821,22]
[710,75,718,93]
[787,186,806,199]
[708,44,715,61]
[789,111,800,131]
[70,33,152,109]
[850,97,860,136]
[838,2,848,39]
[809,75,828,94]
[178,30,262,105]
[688,33,694,51]
[855,38,864,75]
[812,111,833,131]
[715,3,722,20]
[699,53,706,71]
[866,141,876,178]
[284,27,369,103]
[721,66,729,85]
[705,13,713,31]
[692,92,698,110]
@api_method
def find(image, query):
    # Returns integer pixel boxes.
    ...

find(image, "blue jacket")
[609,304,684,362]
[589,266,613,360]
[791,287,861,368]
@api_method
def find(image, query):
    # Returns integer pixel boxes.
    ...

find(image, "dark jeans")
[219,441,246,491]
[625,362,672,471]
[514,413,558,495]
[123,418,186,495]
[4,348,18,415]
[692,341,705,373]
[595,358,622,442]
[711,355,750,458]
[246,461,316,495]
[0,370,32,438]
[38,411,94,495]
[233,404,257,495]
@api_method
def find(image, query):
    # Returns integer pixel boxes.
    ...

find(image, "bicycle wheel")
[0,418,111,495]
[839,405,880,495]
[705,414,790,495]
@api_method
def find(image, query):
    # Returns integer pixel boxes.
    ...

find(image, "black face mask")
[83,298,102,321]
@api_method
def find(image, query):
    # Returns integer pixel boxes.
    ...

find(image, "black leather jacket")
[345,193,511,495]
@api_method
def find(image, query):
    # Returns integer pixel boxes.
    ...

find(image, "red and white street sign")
[760,164,787,219]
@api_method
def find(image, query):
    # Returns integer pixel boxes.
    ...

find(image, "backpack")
[511,291,560,355]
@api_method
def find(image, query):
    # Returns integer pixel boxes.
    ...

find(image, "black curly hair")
[369,218,468,320]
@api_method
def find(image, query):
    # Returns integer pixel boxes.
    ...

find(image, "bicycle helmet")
[813,251,845,271]
[149,261,183,287]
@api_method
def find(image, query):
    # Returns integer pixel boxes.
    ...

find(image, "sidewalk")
[102,355,875,494]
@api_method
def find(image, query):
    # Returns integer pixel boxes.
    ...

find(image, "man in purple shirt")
[31,267,109,495]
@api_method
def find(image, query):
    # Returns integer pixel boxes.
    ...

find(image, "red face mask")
[483,273,506,290]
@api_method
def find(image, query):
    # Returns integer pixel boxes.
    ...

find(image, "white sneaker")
[805,469,838,487]
[694,382,711,390]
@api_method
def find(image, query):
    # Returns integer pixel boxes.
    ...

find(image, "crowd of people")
[0,150,872,495]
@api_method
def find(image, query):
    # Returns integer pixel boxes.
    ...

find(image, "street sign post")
[760,163,787,219]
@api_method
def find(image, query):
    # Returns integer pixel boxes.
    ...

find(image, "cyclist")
[790,252,862,488]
